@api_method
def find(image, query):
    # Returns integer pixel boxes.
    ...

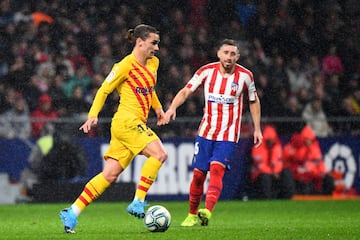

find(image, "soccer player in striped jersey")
[60,24,168,233]
[164,39,263,226]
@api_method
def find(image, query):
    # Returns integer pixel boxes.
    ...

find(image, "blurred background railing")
[19,115,360,139]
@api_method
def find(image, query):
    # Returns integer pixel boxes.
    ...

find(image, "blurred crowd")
[248,124,345,199]
[0,0,360,140]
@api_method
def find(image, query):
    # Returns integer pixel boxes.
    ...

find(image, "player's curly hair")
[125,24,159,43]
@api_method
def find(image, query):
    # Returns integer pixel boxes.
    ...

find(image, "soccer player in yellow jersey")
[59,24,168,234]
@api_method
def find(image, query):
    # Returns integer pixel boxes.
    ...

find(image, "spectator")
[91,43,116,75]
[286,56,311,95]
[323,74,343,117]
[54,54,74,78]
[321,44,344,76]
[250,125,294,199]
[0,92,31,140]
[304,55,322,81]
[47,74,69,115]
[302,97,333,137]
[23,75,42,112]
[34,61,55,93]
[279,96,305,137]
[66,85,92,137]
[0,83,14,113]
[65,44,94,77]
[0,53,9,77]
[17,123,87,202]
[335,97,360,136]
[268,55,289,90]
[62,62,92,98]
[348,87,360,115]
[283,125,334,195]
[30,94,58,138]
[6,55,32,92]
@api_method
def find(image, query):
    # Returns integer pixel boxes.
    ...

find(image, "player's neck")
[133,50,147,66]
[219,66,234,78]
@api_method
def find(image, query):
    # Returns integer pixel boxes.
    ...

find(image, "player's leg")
[127,138,167,218]
[257,173,273,199]
[278,169,295,199]
[181,136,210,227]
[198,162,225,226]
[60,125,131,234]
[199,141,235,226]
[181,168,207,226]
[60,158,123,233]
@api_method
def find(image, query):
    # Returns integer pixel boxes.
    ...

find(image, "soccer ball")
[144,205,171,232]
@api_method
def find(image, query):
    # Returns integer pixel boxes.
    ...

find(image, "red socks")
[188,163,225,214]
[189,169,206,214]
[205,163,225,212]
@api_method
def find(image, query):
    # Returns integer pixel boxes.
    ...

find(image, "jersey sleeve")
[186,66,208,92]
[150,57,162,109]
[246,71,257,101]
[151,90,162,109]
[88,61,128,117]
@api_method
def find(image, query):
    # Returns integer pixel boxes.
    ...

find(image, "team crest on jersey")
[231,82,239,92]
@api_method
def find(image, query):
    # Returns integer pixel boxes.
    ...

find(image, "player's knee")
[210,163,225,178]
[156,150,168,163]
[102,172,118,183]
[102,167,122,183]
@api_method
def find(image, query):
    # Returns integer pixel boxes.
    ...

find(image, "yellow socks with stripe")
[71,173,110,216]
[135,157,162,200]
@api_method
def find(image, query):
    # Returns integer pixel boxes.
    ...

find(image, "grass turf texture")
[0,200,359,240]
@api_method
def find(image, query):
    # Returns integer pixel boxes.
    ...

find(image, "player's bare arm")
[249,94,263,147]
[164,87,192,123]
[155,108,167,126]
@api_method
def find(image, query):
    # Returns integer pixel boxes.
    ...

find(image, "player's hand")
[79,117,98,133]
[155,108,167,126]
[253,129,263,148]
[164,108,176,123]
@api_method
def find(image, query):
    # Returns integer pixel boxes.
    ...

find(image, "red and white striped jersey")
[186,62,257,142]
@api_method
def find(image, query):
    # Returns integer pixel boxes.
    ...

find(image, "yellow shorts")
[104,116,159,169]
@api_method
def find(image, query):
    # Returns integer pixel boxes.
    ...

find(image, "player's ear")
[136,37,143,47]
[235,53,240,61]
[217,50,221,59]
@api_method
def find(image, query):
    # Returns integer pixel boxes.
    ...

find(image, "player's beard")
[221,60,234,73]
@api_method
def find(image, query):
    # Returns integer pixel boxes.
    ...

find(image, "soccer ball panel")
[144,205,171,232]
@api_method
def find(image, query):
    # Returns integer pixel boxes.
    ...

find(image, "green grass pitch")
[0,200,359,240]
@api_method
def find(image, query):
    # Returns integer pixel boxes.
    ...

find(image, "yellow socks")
[135,157,162,200]
[72,173,110,215]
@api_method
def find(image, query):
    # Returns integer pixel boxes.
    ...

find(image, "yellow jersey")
[88,53,162,123]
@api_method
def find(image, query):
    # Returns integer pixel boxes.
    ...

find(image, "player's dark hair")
[218,39,240,53]
[125,24,159,43]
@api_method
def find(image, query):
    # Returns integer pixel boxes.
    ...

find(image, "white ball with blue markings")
[144,205,171,232]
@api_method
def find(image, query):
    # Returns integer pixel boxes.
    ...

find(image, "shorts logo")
[137,124,153,136]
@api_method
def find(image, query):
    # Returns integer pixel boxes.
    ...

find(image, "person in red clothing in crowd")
[250,125,294,199]
[321,44,344,76]
[66,44,94,77]
[283,125,334,195]
[30,94,59,138]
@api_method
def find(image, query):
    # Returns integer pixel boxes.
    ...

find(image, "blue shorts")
[192,136,237,171]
